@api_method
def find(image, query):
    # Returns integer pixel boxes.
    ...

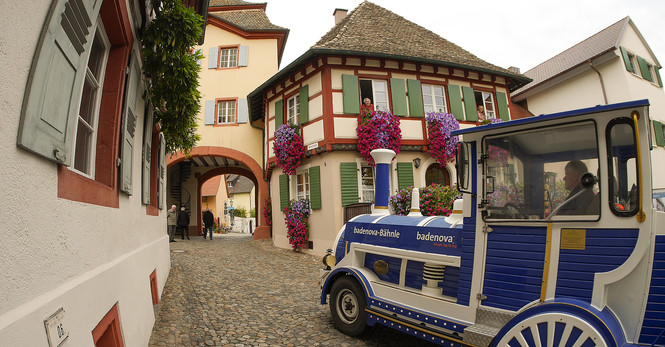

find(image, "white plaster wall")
[0,1,169,345]
[334,117,358,138]
[303,119,325,145]
[401,119,425,140]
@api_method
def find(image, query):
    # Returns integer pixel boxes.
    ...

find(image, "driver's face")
[563,168,579,191]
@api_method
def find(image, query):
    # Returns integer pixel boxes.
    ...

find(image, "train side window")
[456,142,471,193]
[606,119,639,216]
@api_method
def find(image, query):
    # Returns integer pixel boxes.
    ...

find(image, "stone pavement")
[149,233,436,346]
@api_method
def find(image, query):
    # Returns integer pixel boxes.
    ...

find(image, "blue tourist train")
[320,99,665,346]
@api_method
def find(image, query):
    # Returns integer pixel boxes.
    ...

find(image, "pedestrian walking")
[167,205,177,242]
[202,208,215,240]
[177,207,190,240]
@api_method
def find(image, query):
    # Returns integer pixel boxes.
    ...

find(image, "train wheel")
[493,310,614,347]
[330,276,367,336]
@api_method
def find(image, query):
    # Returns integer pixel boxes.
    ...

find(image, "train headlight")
[322,248,336,270]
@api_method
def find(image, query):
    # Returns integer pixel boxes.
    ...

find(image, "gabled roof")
[208,9,286,31]
[512,17,658,98]
[201,175,222,197]
[227,174,254,194]
[248,1,530,123]
[313,2,522,79]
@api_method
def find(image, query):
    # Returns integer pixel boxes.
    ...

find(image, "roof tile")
[209,9,286,31]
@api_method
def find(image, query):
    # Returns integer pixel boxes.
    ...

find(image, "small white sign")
[44,308,68,347]
[307,142,319,151]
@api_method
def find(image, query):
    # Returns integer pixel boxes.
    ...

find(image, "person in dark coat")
[202,208,215,240]
[177,207,190,240]
[558,160,598,215]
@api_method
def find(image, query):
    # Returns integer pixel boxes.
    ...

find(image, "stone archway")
[167,146,270,240]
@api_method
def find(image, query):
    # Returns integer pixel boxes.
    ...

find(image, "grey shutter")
[142,107,154,205]
[619,46,634,73]
[208,47,218,69]
[397,162,414,190]
[390,78,408,116]
[238,46,249,66]
[342,74,360,114]
[237,98,248,123]
[407,79,424,117]
[204,100,215,125]
[462,86,478,122]
[299,85,309,124]
[340,162,359,206]
[17,0,100,165]
[158,133,166,209]
[120,48,142,195]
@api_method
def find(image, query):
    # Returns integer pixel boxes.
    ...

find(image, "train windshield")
[483,121,600,221]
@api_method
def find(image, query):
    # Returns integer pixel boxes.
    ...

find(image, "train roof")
[451,99,650,136]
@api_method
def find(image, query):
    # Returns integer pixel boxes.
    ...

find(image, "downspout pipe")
[589,59,608,105]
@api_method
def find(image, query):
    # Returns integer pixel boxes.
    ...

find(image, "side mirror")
[456,142,471,193]
[581,172,597,189]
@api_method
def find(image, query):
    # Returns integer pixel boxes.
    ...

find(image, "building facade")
[166,0,288,240]
[511,17,665,190]
[248,2,530,254]
[0,0,205,345]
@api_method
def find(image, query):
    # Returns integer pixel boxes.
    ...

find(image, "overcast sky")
[264,0,665,74]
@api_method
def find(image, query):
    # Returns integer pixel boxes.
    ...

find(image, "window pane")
[79,74,98,125]
[608,121,638,215]
[485,122,599,220]
[74,121,93,174]
[87,31,107,79]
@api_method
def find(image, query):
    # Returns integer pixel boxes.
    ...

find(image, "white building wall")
[0,0,169,345]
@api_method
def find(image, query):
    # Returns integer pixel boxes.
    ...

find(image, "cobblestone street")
[148,233,435,346]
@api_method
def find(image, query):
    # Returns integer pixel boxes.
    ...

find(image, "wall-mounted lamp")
[413,158,421,169]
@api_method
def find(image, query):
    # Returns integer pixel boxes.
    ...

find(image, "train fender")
[320,267,374,305]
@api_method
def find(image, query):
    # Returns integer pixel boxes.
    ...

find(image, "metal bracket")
[476,293,487,301]
[483,225,493,234]
[477,153,489,164]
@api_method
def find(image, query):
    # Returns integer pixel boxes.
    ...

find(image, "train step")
[464,307,515,347]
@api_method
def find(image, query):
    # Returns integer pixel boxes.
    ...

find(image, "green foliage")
[142,0,203,154]
[234,206,248,218]
[249,208,256,218]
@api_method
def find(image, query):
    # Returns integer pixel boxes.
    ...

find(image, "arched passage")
[167,146,270,240]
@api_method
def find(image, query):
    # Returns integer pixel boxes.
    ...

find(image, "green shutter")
[142,108,154,205]
[637,56,653,82]
[275,100,283,128]
[462,86,478,122]
[390,78,408,116]
[17,0,101,165]
[407,79,424,117]
[448,85,464,121]
[655,67,663,87]
[620,46,634,73]
[397,162,414,190]
[654,121,665,147]
[309,166,321,209]
[279,174,289,211]
[340,162,359,206]
[496,92,510,121]
[120,48,142,195]
[342,74,360,114]
[299,85,309,124]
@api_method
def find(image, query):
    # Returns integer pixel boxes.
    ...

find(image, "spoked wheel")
[330,276,367,336]
[494,312,610,347]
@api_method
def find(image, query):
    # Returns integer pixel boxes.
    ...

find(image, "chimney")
[508,66,521,74]
[333,8,348,25]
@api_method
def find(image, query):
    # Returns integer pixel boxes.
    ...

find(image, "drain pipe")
[589,59,608,105]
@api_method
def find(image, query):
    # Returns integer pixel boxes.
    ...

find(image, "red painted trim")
[321,66,335,142]
[149,270,159,305]
[58,0,132,208]
[166,146,269,236]
[92,303,124,347]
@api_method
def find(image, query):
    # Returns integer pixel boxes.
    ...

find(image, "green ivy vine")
[142,0,204,154]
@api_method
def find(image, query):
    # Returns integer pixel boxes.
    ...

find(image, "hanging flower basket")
[263,196,272,227]
[285,199,310,250]
[356,110,401,166]
[273,124,305,175]
[425,112,459,166]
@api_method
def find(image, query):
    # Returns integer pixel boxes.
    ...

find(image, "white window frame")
[219,47,238,68]
[359,164,375,203]
[648,63,659,86]
[287,95,300,125]
[422,84,447,113]
[626,51,640,77]
[217,100,236,124]
[291,167,310,201]
[71,19,110,178]
[478,91,496,119]
[360,79,389,112]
